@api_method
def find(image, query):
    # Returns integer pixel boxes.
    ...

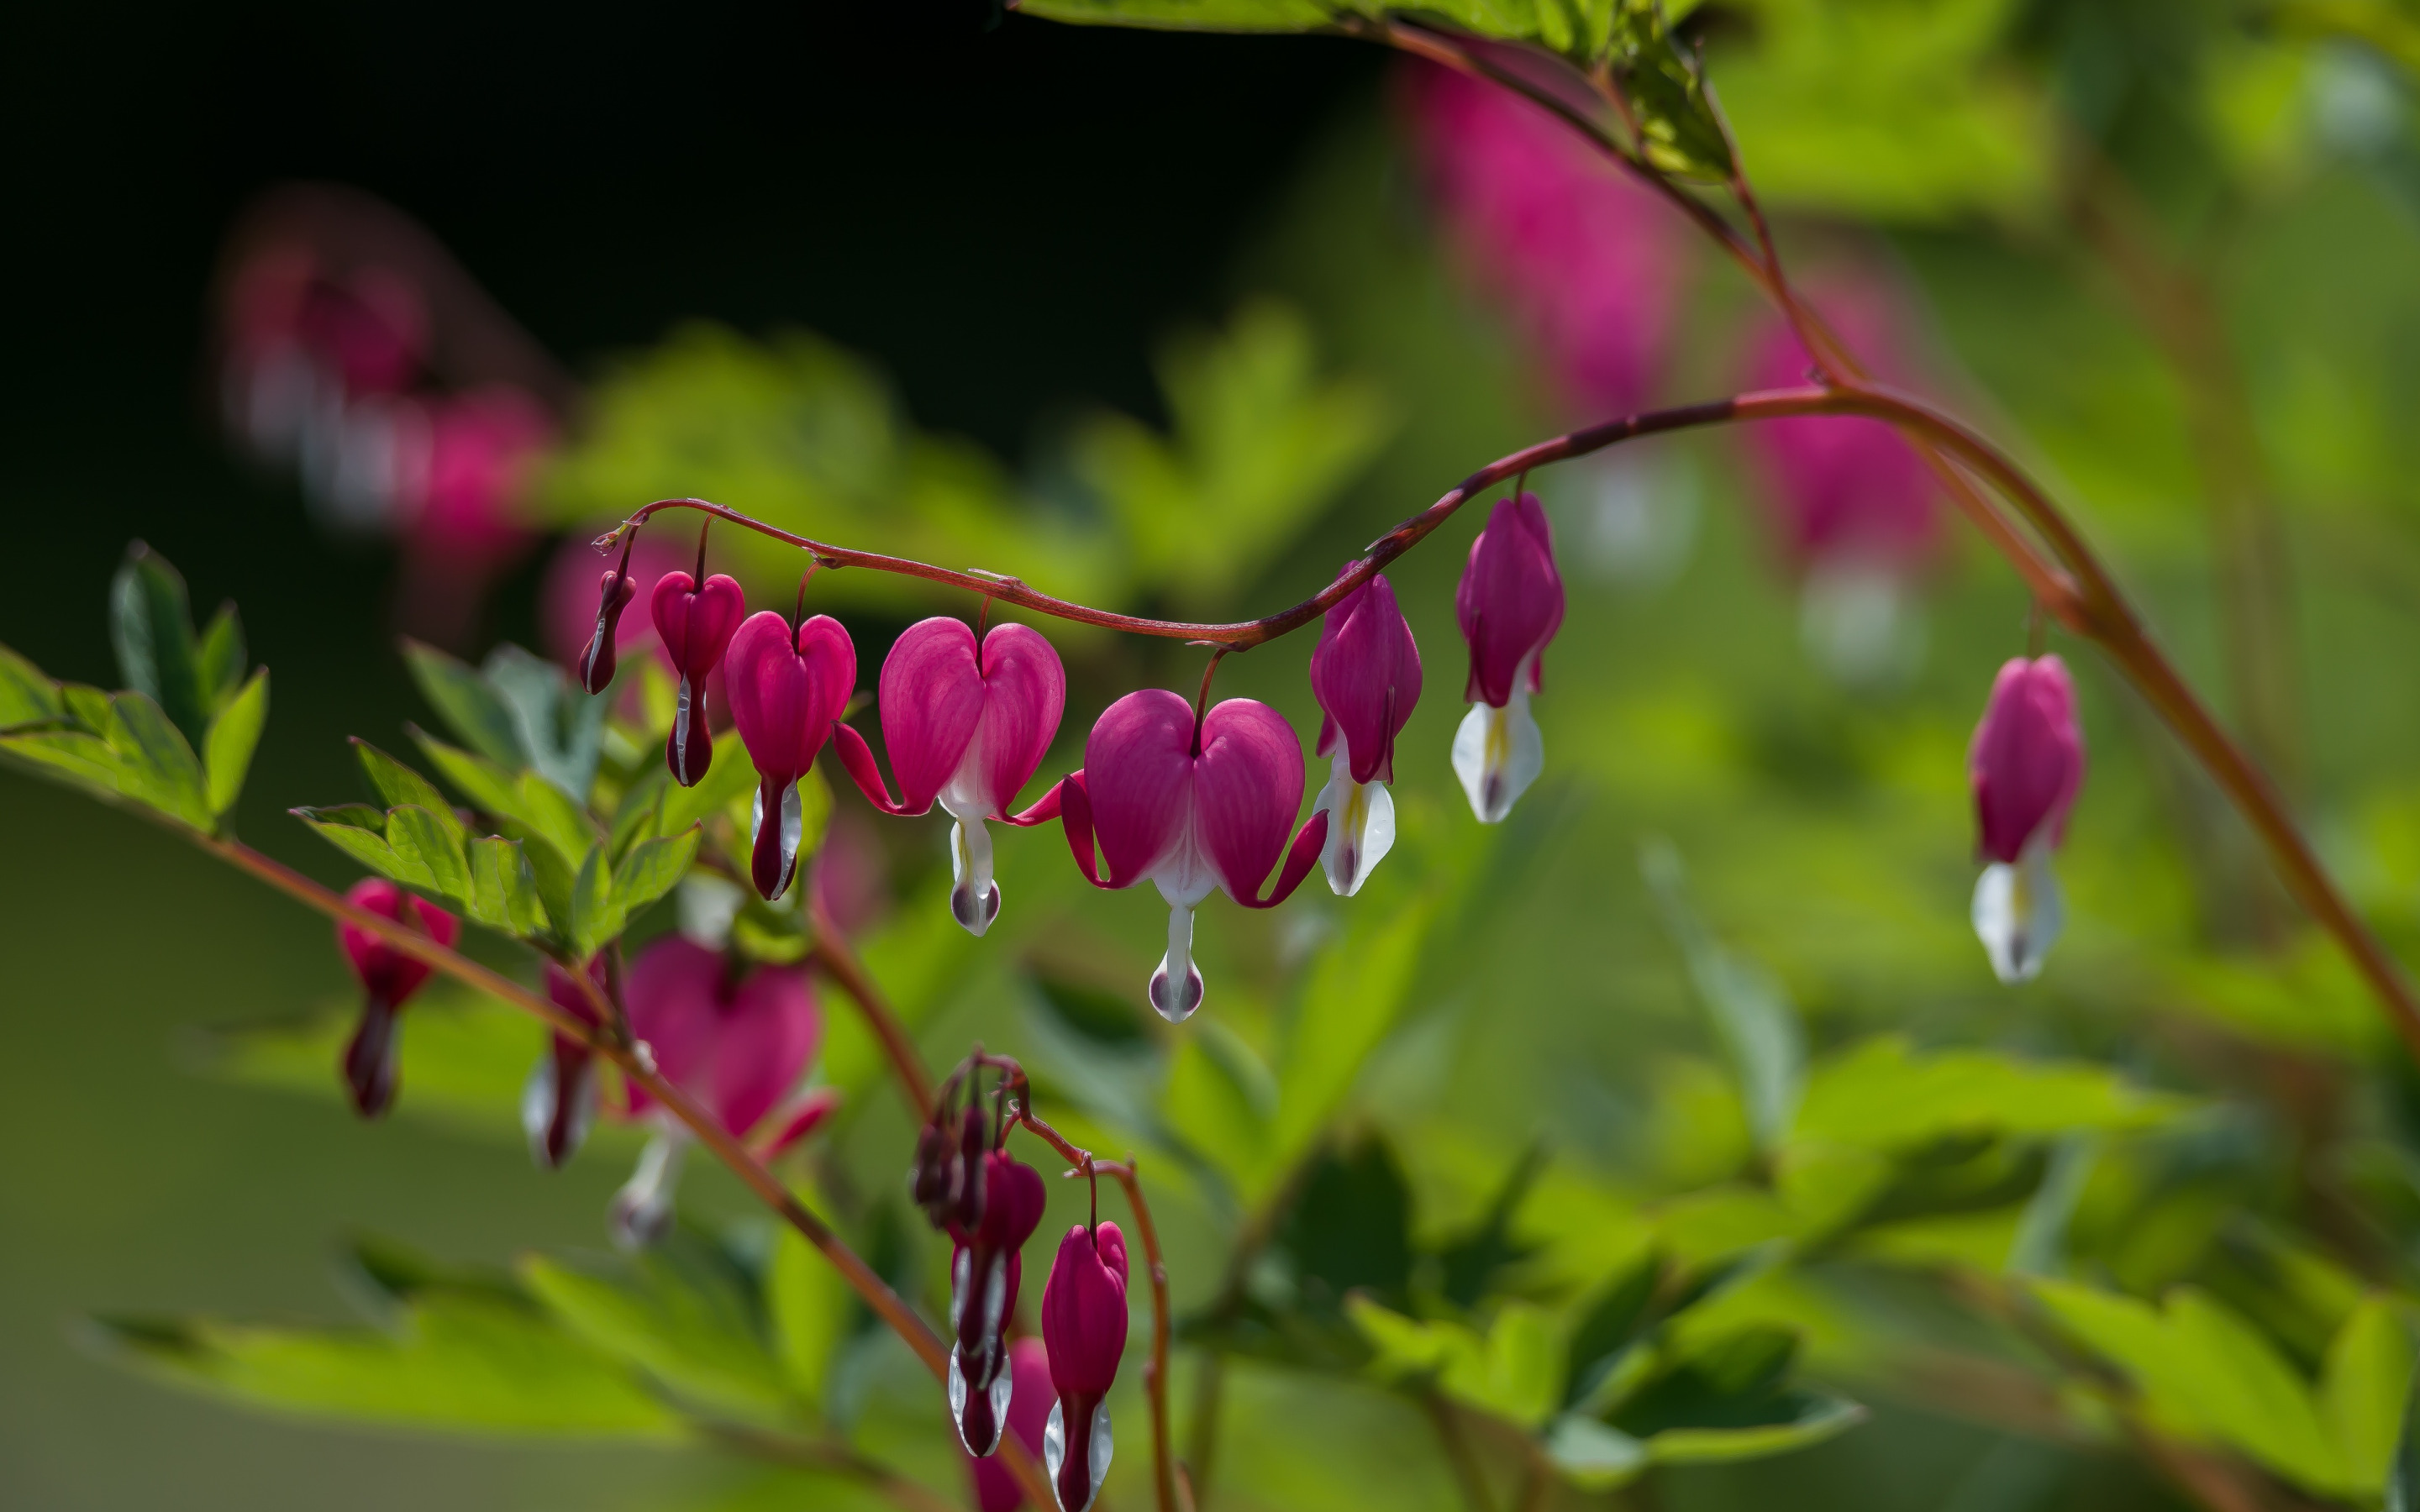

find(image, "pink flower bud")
[1041,1221,1129,1512]
[526,958,604,1169]
[1456,495,1564,708]
[576,565,638,696]
[1970,656,2085,866]
[830,617,1066,936]
[1057,693,1326,1020]
[1451,495,1563,823]
[1967,655,2086,984]
[334,879,460,1118]
[1311,574,1422,788]
[650,570,747,786]
[965,1339,1055,1512]
[723,610,857,900]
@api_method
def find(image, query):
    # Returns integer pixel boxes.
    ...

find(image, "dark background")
[0,5,1376,1507]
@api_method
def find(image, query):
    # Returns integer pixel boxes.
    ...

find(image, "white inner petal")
[1971,835,2066,984]
[1451,684,1544,824]
[1314,753,1395,898]
[1150,903,1207,1023]
[944,806,1002,938]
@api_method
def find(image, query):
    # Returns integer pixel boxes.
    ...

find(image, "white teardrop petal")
[1452,689,1544,824]
[1972,838,2065,984]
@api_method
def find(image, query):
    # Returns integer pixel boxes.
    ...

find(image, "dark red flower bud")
[526,957,605,1169]
[1041,1221,1129,1512]
[650,569,746,786]
[334,879,460,1118]
[946,1151,1048,1453]
[577,538,643,696]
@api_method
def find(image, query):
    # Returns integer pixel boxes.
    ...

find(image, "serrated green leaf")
[411,727,526,818]
[387,804,473,902]
[107,690,212,829]
[110,543,211,751]
[89,1297,680,1439]
[202,669,269,819]
[411,728,596,868]
[0,643,62,728]
[467,836,552,938]
[353,738,455,816]
[520,1248,793,1425]
[402,638,527,769]
[195,602,247,712]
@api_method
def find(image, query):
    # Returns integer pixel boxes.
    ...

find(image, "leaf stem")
[1419,1392,1498,1512]
[806,894,936,1122]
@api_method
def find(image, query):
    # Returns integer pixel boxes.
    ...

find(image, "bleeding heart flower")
[608,936,822,1248]
[651,567,747,786]
[724,609,857,900]
[525,957,604,1169]
[576,548,639,696]
[831,617,1067,937]
[1453,493,1564,823]
[335,879,460,1118]
[1309,572,1422,896]
[965,1339,1055,1512]
[1056,691,1327,1021]
[1041,1221,1129,1512]
[950,1151,1049,1457]
[1968,655,2086,984]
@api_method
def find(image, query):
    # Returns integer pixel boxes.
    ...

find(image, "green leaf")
[613,827,701,926]
[482,643,608,801]
[657,732,760,843]
[2029,1279,2354,1495]
[353,738,455,816]
[106,690,213,829]
[2324,1297,2417,1496]
[202,669,268,819]
[520,1246,794,1425]
[88,1297,680,1439]
[1544,1414,1649,1489]
[1643,841,1803,1152]
[1793,1037,2185,1152]
[0,643,63,728]
[1633,1390,1866,1464]
[570,843,614,958]
[1345,1298,1565,1427]
[2392,1326,2420,1512]
[467,836,552,938]
[387,804,474,900]
[402,638,528,769]
[0,729,124,801]
[194,602,248,712]
[411,728,597,869]
[110,542,211,751]
[294,803,402,875]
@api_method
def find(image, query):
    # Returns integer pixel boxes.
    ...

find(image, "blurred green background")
[12,1,2420,1509]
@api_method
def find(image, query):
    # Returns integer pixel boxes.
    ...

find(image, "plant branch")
[1419,1392,1499,1512]
[188,832,1060,1512]
[806,895,935,1122]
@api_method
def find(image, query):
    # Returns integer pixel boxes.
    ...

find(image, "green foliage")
[87,1242,684,1440]
[0,549,267,832]
[1070,300,1393,606]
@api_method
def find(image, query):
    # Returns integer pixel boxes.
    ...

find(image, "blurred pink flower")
[1402,60,1691,416]
[1741,283,1942,575]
